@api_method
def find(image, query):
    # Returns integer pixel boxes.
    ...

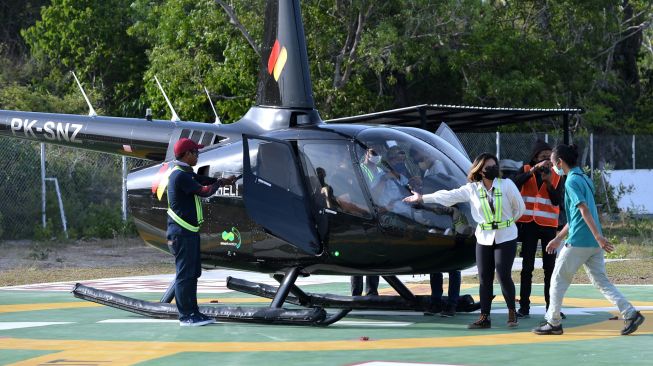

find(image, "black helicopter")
[0,0,480,325]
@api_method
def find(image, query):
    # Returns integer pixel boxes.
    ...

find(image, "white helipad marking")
[492,305,653,316]
[97,319,181,324]
[0,322,72,330]
[350,310,426,316]
[351,362,460,366]
[333,320,413,327]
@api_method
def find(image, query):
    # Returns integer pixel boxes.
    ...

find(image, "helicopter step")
[226,275,481,313]
[72,282,339,326]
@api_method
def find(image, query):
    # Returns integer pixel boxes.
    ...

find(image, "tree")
[22,0,148,116]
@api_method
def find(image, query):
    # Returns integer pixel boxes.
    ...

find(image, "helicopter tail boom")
[0,109,175,161]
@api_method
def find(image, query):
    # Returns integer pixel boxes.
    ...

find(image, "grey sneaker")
[532,322,563,335]
[180,313,216,327]
[621,311,645,335]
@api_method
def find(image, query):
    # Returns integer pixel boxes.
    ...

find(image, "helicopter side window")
[200,132,214,146]
[180,129,191,139]
[300,142,371,218]
[190,130,202,143]
[204,142,244,196]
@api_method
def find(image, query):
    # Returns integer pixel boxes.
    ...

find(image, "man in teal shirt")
[533,144,645,336]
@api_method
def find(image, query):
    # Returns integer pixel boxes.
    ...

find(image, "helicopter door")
[242,135,321,255]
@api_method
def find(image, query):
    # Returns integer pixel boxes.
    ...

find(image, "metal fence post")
[632,135,636,170]
[40,143,46,228]
[45,178,68,238]
[122,156,128,221]
[590,133,594,179]
[496,131,500,160]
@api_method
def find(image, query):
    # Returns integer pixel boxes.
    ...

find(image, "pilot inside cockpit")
[350,139,463,235]
[409,146,447,179]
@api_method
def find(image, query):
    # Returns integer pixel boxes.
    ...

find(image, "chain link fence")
[0,137,150,239]
[458,132,652,171]
[1,132,652,239]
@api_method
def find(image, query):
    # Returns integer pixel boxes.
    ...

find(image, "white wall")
[605,169,653,214]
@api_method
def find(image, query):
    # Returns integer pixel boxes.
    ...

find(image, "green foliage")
[77,204,136,239]
[21,0,148,116]
[4,0,653,131]
[130,0,258,122]
[33,219,58,242]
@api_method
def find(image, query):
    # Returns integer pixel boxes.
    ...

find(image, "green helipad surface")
[1,283,651,365]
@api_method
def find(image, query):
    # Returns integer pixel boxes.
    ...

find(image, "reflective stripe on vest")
[477,179,514,230]
[516,164,560,227]
[360,164,375,183]
[166,166,204,232]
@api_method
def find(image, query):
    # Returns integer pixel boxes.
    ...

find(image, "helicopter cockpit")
[352,128,473,236]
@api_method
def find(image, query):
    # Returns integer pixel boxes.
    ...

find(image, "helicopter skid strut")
[226,275,481,313]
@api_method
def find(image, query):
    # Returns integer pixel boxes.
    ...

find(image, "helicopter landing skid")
[71,268,346,326]
[226,275,481,313]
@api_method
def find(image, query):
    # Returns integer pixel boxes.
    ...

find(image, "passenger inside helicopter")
[356,129,470,235]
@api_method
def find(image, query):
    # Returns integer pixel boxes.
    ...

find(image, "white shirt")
[421,178,525,245]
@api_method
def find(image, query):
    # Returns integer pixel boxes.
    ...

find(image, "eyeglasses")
[189,150,199,156]
[368,150,378,156]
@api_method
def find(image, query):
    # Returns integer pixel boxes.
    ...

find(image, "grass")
[603,216,653,257]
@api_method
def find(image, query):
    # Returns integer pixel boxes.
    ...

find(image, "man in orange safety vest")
[511,140,563,319]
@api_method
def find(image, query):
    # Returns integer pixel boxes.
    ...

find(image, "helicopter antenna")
[154,75,180,122]
[71,71,97,117]
[204,86,222,124]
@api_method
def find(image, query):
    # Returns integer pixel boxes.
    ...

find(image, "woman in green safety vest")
[167,138,236,327]
[404,152,525,329]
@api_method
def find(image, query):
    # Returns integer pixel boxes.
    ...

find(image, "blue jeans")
[168,230,201,319]
[430,271,461,307]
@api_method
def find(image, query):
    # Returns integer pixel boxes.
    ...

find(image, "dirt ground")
[0,237,175,286]
[0,238,172,269]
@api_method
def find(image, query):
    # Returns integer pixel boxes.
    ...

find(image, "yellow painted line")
[0,302,100,313]
[2,311,651,365]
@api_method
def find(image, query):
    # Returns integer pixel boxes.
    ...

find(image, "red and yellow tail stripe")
[267,40,288,81]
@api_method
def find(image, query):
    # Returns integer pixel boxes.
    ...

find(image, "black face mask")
[483,165,500,180]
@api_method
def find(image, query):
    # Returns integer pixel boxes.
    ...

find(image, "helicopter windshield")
[355,128,472,235]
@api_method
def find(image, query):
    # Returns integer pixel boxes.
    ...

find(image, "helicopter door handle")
[324,209,337,215]
[256,178,272,187]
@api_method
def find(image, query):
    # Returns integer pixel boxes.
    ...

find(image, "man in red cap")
[167,138,235,326]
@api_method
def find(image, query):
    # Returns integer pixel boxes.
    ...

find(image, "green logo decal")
[221,227,241,249]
